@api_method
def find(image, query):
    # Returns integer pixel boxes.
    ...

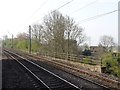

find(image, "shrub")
[102,52,120,78]
[82,49,92,56]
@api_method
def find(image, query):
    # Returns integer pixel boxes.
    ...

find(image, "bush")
[16,40,28,50]
[82,58,96,65]
[82,49,92,56]
[31,40,39,52]
[102,52,120,78]
[117,57,120,64]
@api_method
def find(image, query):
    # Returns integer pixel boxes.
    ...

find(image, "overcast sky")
[0,0,119,45]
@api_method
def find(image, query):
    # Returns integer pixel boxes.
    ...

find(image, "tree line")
[3,10,116,54]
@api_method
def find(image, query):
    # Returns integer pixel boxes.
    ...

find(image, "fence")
[37,51,101,65]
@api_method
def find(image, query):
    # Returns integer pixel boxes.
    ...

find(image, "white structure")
[118,1,120,52]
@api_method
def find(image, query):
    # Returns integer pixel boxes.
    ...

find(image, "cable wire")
[30,0,49,18]
[33,0,74,24]
[56,0,74,10]
[78,9,118,24]
[70,0,98,15]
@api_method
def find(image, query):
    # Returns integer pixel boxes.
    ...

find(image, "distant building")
[90,45,118,53]
[90,46,105,57]
[90,46,102,53]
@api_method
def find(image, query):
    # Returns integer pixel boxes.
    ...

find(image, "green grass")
[82,58,97,65]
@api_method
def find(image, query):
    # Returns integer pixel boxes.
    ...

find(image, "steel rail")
[5,50,81,90]
[4,51,51,90]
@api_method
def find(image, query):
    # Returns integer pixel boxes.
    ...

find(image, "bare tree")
[64,16,85,46]
[3,35,8,47]
[99,35,115,52]
[32,24,43,42]
[83,43,89,50]
[3,35,8,40]
[42,10,85,54]
[42,11,65,53]
[17,32,28,40]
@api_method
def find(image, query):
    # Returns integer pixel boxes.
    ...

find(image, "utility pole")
[101,58,102,73]
[29,25,32,53]
[39,29,40,42]
[8,32,13,48]
[68,31,70,60]
[119,1,120,52]
[118,1,120,89]
[11,34,13,48]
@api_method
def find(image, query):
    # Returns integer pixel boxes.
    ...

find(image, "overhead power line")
[78,9,118,24]
[70,0,98,14]
[33,0,74,24]
[56,0,74,10]
[30,0,49,18]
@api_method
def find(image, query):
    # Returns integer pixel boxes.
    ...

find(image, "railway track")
[4,50,81,90]
[23,51,120,90]
[3,51,50,89]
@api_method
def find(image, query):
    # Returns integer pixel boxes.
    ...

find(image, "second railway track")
[4,50,81,90]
